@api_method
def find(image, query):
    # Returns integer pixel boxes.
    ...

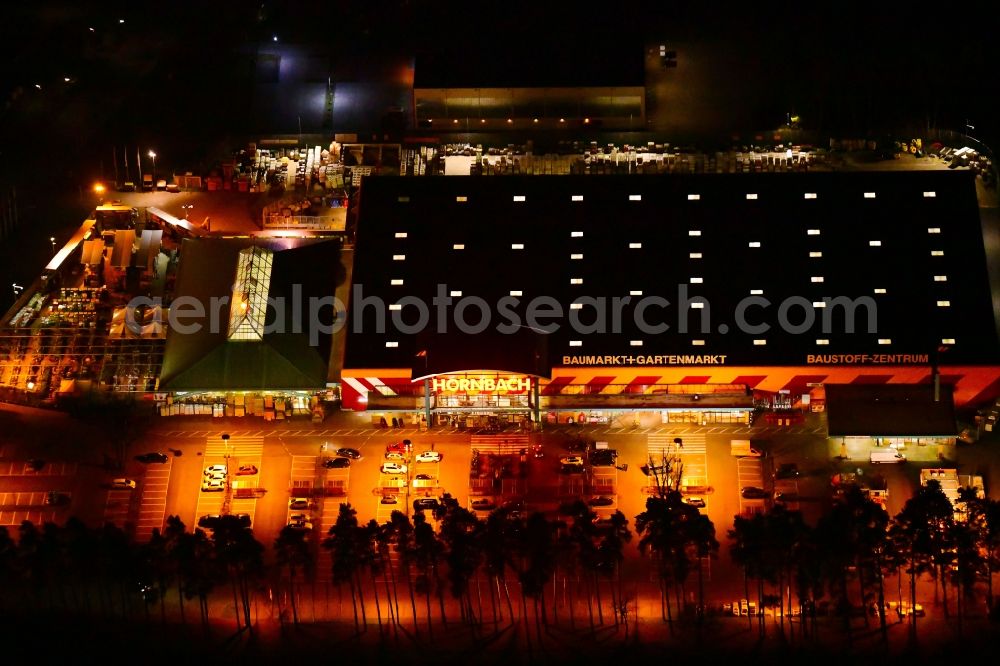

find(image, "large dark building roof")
[825,384,956,436]
[160,238,343,391]
[345,172,998,376]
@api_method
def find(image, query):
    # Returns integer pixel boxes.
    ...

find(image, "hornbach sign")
[431,376,533,394]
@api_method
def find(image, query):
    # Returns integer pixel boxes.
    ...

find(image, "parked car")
[741,486,769,500]
[775,463,800,479]
[559,456,585,466]
[203,465,227,478]
[287,513,310,523]
[414,473,434,481]
[287,520,314,531]
[236,464,258,476]
[323,457,350,469]
[588,496,615,507]
[386,441,408,455]
[415,451,442,463]
[201,478,225,492]
[44,491,70,506]
[337,447,362,459]
[110,478,136,490]
[197,514,223,529]
[413,498,440,512]
[380,495,399,505]
[381,462,407,475]
[470,498,495,511]
[135,452,168,464]
[288,498,313,510]
[560,463,585,474]
[683,496,706,508]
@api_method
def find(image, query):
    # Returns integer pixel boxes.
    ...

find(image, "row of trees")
[1,481,998,643]
[728,481,1000,642]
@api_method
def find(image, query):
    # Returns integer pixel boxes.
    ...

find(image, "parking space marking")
[134,460,173,541]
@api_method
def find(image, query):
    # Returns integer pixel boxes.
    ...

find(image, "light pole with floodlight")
[148,150,157,188]
[50,237,56,255]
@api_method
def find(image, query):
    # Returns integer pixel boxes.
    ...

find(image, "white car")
[204,465,228,478]
[287,520,314,530]
[201,478,225,492]
[384,452,406,462]
[415,451,442,463]
[110,478,136,490]
[381,462,408,475]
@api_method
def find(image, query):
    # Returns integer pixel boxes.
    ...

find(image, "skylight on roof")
[509,290,522,297]
[753,339,766,345]
[931,250,944,256]
[569,340,582,347]
[869,240,882,247]
[928,228,941,234]
[690,252,703,259]
[804,193,817,199]
[397,196,410,203]
[748,241,761,248]
[629,242,642,249]
[941,338,955,344]
[629,195,642,201]
[690,277,703,284]
[807,229,821,236]
[629,290,643,296]
[571,253,583,260]
[390,279,404,286]
[450,290,463,297]
[937,300,951,307]
[570,278,583,285]
[389,304,402,311]
[746,193,758,200]
[750,289,763,295]
[816,339,830,345]
[687,194,701,201]
[934,275,947,282]
[394,232,408,238]
[692,340,705,346]
[227,246,273,342]
[923,191,936,198]
[878,338,892,345]
[811,276,824,283]
[809,251,822,258]
[511,243,524,250]
[513,195,525,202]
[571,195,583,202]
[874,288,886,294]
[630,340,643,346]
[456,196,467,202]
[453,244,465,250]
[689,230,701,236]
[864,192,876,199]
[571,231,584,238]
[385,341,399,348]
[392,254,406,261]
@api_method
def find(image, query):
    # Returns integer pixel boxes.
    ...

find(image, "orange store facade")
[340,364,1000,426]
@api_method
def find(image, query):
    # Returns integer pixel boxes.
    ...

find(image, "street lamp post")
[181,204,194,219]
[93,183,106,204]
[148,150,157,188]
[12,283,23,299]
[49,237,56,255]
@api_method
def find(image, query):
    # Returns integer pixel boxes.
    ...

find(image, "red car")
[386,439,411,455]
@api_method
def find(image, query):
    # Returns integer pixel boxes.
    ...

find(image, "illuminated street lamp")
[12,283,23,298]
[50,237,56,255]
[148,150,157,186]
[181,204,194,219]
[94,183,106,203]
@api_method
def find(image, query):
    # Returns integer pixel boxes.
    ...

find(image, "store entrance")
[434,410,531,432]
